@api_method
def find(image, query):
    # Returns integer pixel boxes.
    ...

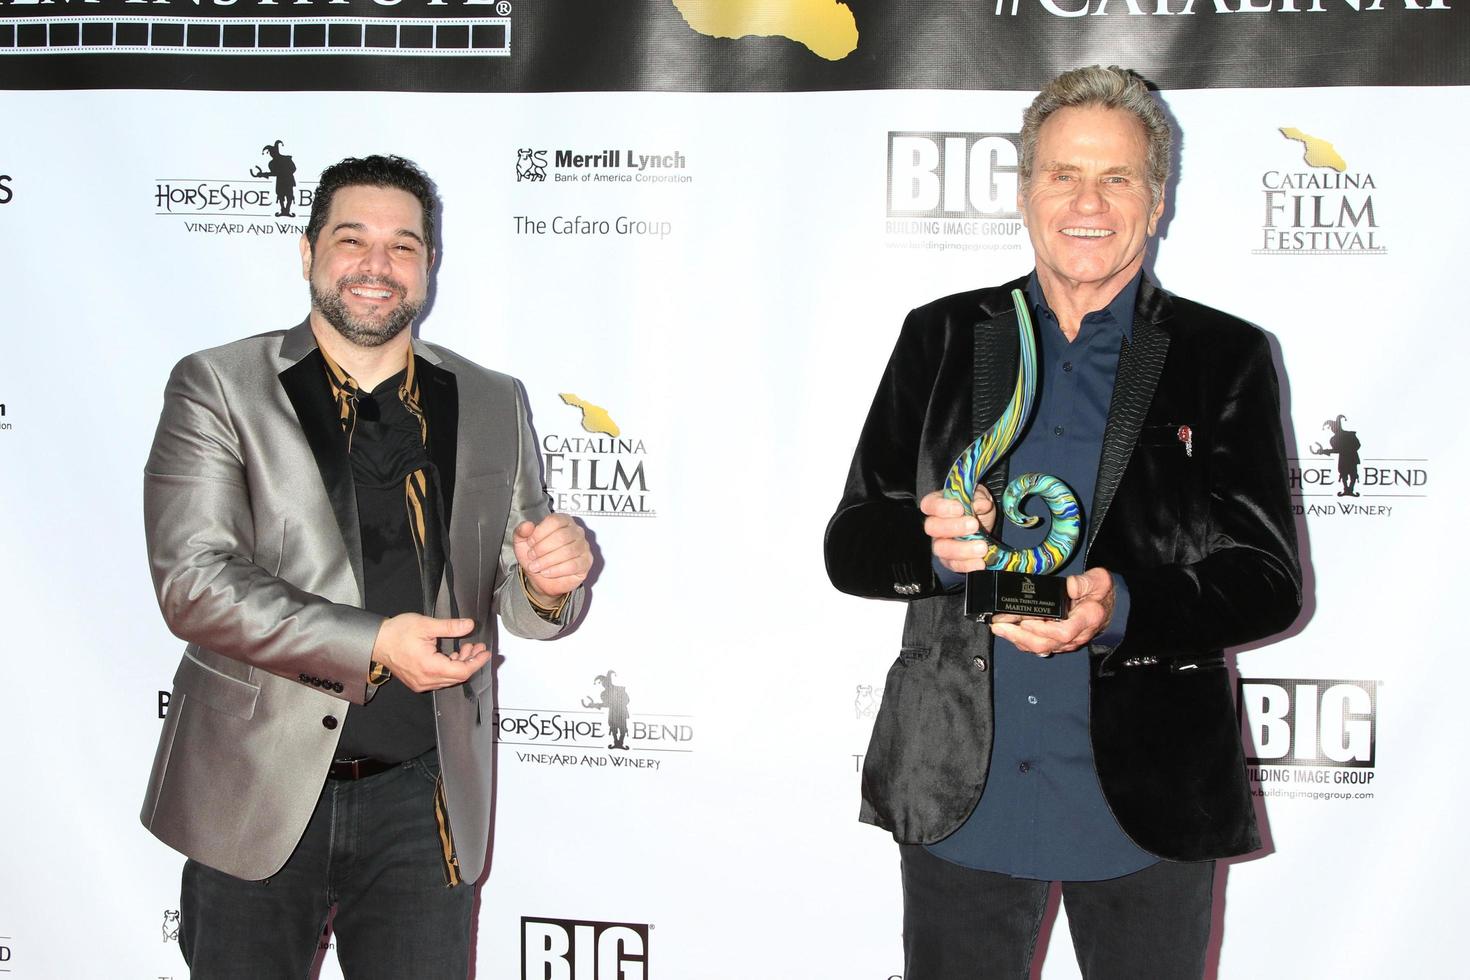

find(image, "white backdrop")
[1,84,1466,977]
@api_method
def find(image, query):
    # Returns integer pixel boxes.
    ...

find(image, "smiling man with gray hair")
[826,66,1301,978]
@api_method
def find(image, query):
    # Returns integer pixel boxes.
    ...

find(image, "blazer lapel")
[277,322,366,603]
[414,354,459,618]
[415,355,459,527]
[1086,277,1171,553]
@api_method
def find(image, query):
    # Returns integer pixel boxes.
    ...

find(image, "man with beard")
[141,155,591,976]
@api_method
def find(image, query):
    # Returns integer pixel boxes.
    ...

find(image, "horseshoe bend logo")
[495,669,695,770]
[1287,411,1428,519]
[153,138,316,237]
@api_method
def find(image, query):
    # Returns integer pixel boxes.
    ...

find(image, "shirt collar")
[1024,269,1141,344]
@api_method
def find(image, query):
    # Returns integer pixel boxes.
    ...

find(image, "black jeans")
[900,844,1215,980]
[180,751,475,979]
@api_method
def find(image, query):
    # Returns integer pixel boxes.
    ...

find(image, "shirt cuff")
[1093,573,1130,650]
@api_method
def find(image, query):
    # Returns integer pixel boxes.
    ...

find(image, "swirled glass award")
[943,289,1082,622]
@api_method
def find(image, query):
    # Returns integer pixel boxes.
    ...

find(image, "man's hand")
[514,513,592,601]
[990,567,1116,656]
[920,489,998,574]
[371,614,490,692]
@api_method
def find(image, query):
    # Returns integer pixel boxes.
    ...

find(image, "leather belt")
[328,756,395,781]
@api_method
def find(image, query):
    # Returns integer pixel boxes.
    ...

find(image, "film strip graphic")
[0,17,509,56]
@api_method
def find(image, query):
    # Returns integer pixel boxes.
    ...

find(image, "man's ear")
[299,234,312,281]
[1147,191,1165,237]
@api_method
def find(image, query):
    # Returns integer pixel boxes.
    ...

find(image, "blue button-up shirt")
[927,271,1156,881]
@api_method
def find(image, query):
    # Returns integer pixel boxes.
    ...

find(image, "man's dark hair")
[305,154,438,252]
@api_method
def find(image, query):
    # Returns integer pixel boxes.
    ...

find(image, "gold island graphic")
[671,0,858,61]
[1279,128,1347,173]
[560,393,621,437]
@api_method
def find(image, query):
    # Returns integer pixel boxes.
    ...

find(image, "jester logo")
[516,148,548,182]
[581,670,631,750]
[249,139,297,217]
[1310,414,1362,498]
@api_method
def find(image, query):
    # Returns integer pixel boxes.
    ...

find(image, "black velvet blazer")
[825,275,1301,862]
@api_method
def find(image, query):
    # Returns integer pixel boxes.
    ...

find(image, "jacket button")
[322,716,338,730]
[972,655,987,672]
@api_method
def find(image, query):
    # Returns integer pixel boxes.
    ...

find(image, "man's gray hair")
[1020,65,1171,207]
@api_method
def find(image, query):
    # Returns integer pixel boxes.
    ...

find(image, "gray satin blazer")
[141,321,580,882]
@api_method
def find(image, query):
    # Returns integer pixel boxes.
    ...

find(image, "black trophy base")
[965,570,1071,622]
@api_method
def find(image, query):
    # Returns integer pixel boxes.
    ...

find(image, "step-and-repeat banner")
[2,3,1466,978]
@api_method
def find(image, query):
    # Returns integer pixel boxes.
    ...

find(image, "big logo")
[887,131,1022,219]
[1239,677,1377,768]
[522,917,648,980]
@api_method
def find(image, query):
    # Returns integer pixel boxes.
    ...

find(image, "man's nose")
[357,242,393,274]
[1072,185,1106,214]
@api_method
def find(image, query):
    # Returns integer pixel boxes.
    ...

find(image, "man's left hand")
[989,567,1115,656]
[514,513,591,600]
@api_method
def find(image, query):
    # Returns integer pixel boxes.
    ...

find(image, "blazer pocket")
[172,650,261,720]
[1170,653,1227,674]
[1138,422,1195,451]
[898,644,934,665]
[459,469,512,495]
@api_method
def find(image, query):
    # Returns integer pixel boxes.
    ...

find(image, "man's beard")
[311,273,421,348]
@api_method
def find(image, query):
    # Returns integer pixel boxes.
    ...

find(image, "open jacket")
[825,276,1301,861]
[141,321,581,882]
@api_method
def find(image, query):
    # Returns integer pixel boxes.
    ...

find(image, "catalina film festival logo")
[541,393,655,518]
[1239,678,1379,802]
[496,669,694,771]
[1287,411,1428,519]
[885,132,1026,253]
[1256,128,1384,256]
[153,139,316,237]
[522,917,648,980]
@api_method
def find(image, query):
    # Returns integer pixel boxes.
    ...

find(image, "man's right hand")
[371,614,490,693]
[920,488,999,575]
